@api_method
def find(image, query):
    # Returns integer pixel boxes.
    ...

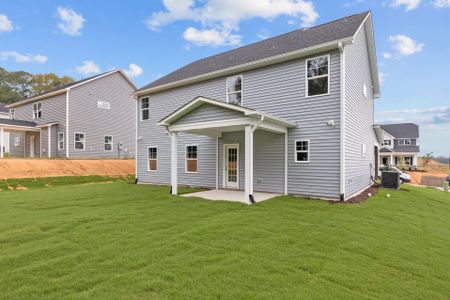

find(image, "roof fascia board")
[7,89,68,108]
[0,124,40,131]
[136,37,353,97]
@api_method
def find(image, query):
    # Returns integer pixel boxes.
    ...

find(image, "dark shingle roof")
[139,11,370,91]
[394,146,420,153]
[0,119,37,127]
[380,148,393,153]
[0,103,8,113]
[380,123,419,138]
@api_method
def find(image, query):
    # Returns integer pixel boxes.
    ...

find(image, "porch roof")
[0,119,39,131]
[158,96,297,136]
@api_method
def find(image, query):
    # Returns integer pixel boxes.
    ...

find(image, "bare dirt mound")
[0,159,135,179]
[409,171,448,185]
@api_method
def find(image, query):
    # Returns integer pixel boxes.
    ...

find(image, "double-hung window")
[382,140,391,146]
[141,97,149,121]
[33,102,42,119]
[185,145,198,173]
[295,140,309,163]
[74,133,85,150]
[58,132,64,150]
[148,147,158,171]
[226,75,243,105]
[306,55,329,97]
[398,139,411,146]
[9,109,15,120]
[104,135,113,151]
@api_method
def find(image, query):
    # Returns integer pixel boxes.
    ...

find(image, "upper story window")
[306,55,329,97]
[9,109,15,120]
[141,97,149,121]
[295,140,310,163]
[226,75,243,106]
[398,139,412,146]
[33,102,42,119]
[382,140,391,146]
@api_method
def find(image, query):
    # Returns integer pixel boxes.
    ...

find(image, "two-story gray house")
[379,123,420,168]
[134,11,381,202]
[0,69,137,159]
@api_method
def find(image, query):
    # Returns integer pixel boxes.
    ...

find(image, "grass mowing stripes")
[0,182,449,299]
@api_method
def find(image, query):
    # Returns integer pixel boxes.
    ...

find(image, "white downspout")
[65,89,70,158]
[48,124,52,158]
[339,42,346,201]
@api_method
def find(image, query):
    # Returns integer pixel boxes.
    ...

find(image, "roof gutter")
[7,89,68,108]
[135,37,354,97]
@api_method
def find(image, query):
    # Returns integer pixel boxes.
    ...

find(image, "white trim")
[284,132,288,195]
[58,131,64,151]
[74,132,86,151]
[140,97,150,121]
[9,109,15,120]
[0,127,3,159]
[244,125,253,203]
[294,139,310,163]
[104,135,114,151]
[225,74,243,106]
[184,144,198,174]
[215,137,219,189]
[33,102,42,119]
[48,124,52,158]
[147,146,158,172]
[30,135,35,158]
[0,124,40,132]
[66,90,70,158]
[223,143,239,189]
[170,133,178,195]
[339,42,346,199]
[135,96,139,177]
[134,37,353,97]
[305,54,331,98]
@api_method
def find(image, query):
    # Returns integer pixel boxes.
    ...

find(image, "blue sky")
[0,0,449,156]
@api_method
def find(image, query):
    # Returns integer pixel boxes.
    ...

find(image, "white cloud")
[125,63,143,78]
[147,0,319,47]
[433,0,450,7]
[57,7,85,36]
[75,61,100,75]
[0,51,47,63]
[183,27,241,46]
[0,14,13,32]
[377,105,450,126]
[388,34,424,56]
[389,0,421,11]
[382,52,393,59]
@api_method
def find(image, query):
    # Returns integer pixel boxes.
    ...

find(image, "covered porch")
[380,150,418,169]
[159,96,296,204]
[0,119,40,158]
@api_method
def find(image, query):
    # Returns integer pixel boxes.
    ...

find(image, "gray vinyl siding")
[344,25,375,198]
[13,93,66,158]
[137,50,342,199]
[68,72,136,159]
[172,103,243,126]
[5,130,25,157]
[40,128,48,157]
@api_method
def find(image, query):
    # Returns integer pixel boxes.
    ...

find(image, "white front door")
[30,135,35,158]
[224,144,239,189]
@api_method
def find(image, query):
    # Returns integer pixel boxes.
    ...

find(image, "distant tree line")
[0,67,74,104]
[421,152,449,166]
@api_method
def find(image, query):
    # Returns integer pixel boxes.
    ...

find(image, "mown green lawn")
[0,181,449,299]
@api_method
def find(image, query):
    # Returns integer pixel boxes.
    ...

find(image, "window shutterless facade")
[141,97,150,121]
[33,102,42,119]
[104,135,113,151]
[58,132,64,150]
[295,140,310,163]
[74,132,85,150]
[185,145,198,173]
[226,75,243,106]
[148,147,158,171]
[306,55,329,97]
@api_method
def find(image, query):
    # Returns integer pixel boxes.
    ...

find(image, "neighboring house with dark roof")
[0,69,137,159]
[379,123,420,168]
[134,11,381,202]
[0,103,9,119]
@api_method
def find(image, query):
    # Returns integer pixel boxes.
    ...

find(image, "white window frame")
[382,140,391,146]
[104,135,114,151]
[74,132,85,151]
[33,102,42,119]
[9,109,15,120]
[185,145,198,174]
[140,97,150,121]
[362,143,367,157]
[58,132,64,150]
[226,74,244,106]
[363,83,368,99]
[398,139,412,146]
[147,146,158,172]
[14,136,21,147]
[98,100,111,110]
[305,54,330,98]
[294,139,310,163]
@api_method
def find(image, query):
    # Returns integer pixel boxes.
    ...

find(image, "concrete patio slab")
[181,189,281,203]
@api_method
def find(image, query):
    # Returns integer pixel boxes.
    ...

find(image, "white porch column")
[413,155,418,167]
[390,154,394,166]
[244,125,253,204]
[48,125,52,158]
[284,132,288,195]
[0,127,4,159]
[170,131,178,195]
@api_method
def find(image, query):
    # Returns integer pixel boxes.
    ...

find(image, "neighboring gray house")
[0,103,9,119]
[134,11,381,202]
[0,69,137,159]
[379,123,420,168]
